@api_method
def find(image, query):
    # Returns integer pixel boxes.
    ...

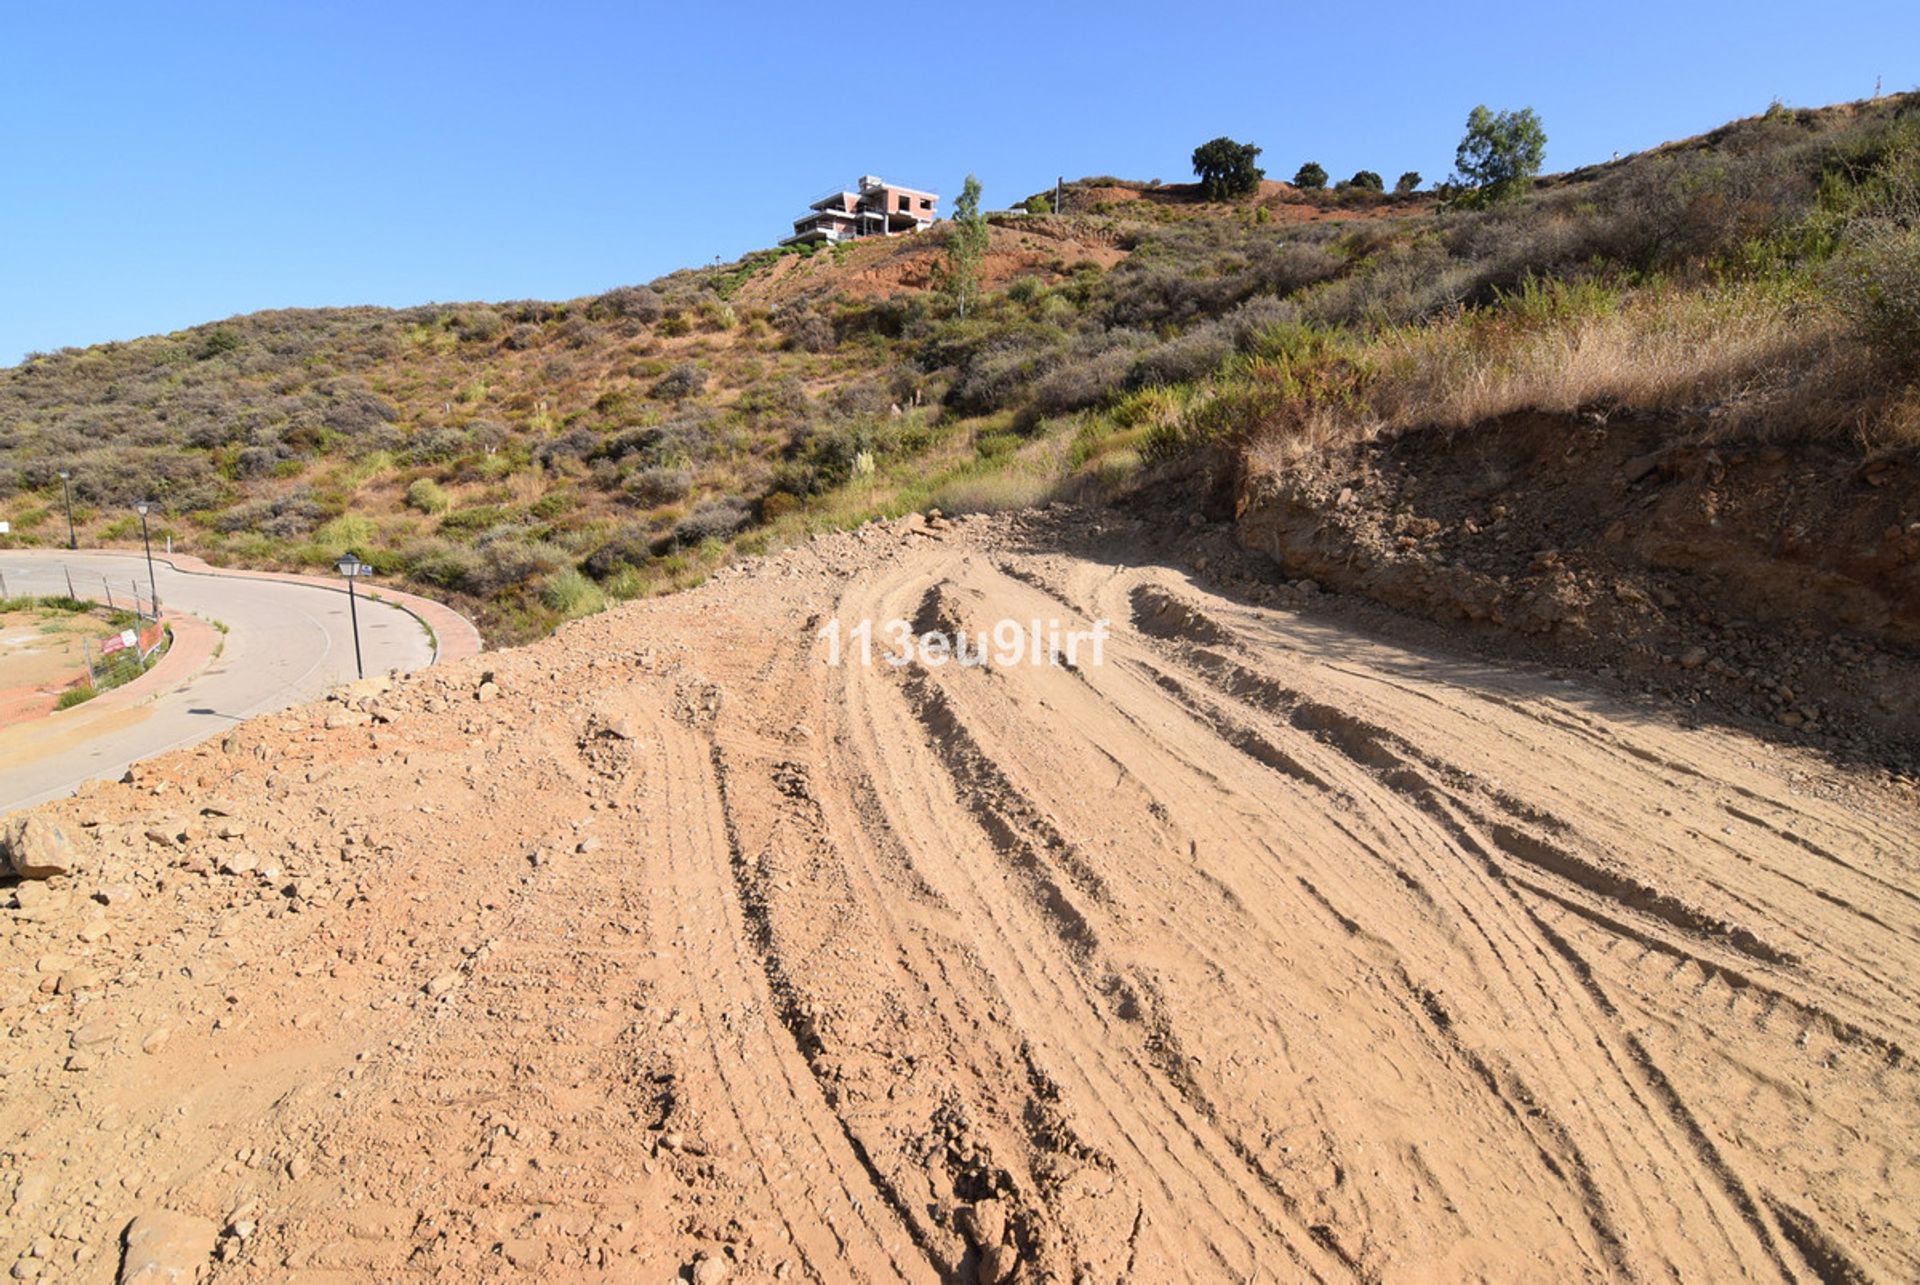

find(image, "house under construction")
[780,176,938,247]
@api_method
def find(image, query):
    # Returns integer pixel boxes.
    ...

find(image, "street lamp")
[133,500,159,620]
[57,470,75,550]
[335,550,372,680]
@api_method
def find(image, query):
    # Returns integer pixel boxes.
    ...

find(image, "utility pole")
[1055,175,1063,215]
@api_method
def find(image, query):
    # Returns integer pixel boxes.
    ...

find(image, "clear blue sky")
[3,1,1912,364]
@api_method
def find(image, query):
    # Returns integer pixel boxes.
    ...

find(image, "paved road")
[0,550,438,815]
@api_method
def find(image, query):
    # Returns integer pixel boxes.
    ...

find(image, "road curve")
[0,550,450,814]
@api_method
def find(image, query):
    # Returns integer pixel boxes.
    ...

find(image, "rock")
[143,827,178,849]
[956,1198,1007,1250]
[977,1242,1018,1285]
[425,972,462,998]
[690,1254,729,1284]
[140,1027,171,1054]
[93,882,137,907]
[216,823,247,840]
[72,1018,117,1049]
[11,1170,52,1211]
[119,1210,217,1284]
[4,815,75,880]
[219,853,257,877]
[56,968,103,994]
[1678,646,1709,670]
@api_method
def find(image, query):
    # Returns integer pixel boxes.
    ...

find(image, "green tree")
[1348,170,1385,192]
[1453,105,1547,204]
[1292,161,1327,191]
[1191,137,1265,201]
[938,174,990,319]
[1023,193,1052,215]
[1394,170,1423,193]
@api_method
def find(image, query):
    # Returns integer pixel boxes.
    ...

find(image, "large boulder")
[3,814,75,880]
[119,1210,216,1283]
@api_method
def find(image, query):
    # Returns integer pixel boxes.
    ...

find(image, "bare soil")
[1232,413,1920,776]
[3,507,1917,1281]
[0,609,119,726]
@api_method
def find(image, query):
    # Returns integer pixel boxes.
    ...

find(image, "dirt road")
[3,509,1915,1281]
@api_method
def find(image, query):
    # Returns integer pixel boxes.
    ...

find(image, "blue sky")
[3,0,1912,364]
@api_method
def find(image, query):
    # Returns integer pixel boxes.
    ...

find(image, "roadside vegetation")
[0,595,160,709]
[1,93,1914,643]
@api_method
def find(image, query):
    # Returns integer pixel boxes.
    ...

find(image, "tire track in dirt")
[6,509,1916,1281]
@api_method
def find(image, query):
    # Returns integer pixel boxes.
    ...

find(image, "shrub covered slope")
[3,93,1915,641]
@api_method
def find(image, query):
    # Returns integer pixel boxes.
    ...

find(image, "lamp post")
[58,470,76,550]
[133,500,159,620]
[336,551,371,679]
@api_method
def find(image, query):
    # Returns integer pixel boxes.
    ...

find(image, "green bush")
[1395,171,1423,193]
[1349,170,1385,192]
[541,567,606,618]
[56,684,98,710]
[314,513,376,551]
[1024,194,1053,215]
[405,478,452,515]
[1293,162,1328,191]
[1837,219,1920,370]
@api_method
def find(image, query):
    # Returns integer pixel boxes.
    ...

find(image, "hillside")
[1,93,1916,660]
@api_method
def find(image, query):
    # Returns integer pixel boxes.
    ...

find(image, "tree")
[938,174,990,319]
[1191,137,1265,201]
[1023,194,1052,215]
[1348,170,1384,192]
[1292,161,1327,191]
[1394,170,1423,193]
[1453,105,1547,204]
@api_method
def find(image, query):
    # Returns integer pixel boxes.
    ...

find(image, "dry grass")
[1247,281,1920,470]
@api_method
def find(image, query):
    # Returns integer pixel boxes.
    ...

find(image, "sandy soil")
[3,509,1916,1281]
[0,609,119,726]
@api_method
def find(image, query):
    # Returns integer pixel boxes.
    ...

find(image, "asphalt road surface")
[0,550,436,815]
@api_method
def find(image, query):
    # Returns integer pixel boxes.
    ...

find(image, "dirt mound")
[1234,413,1920,770]
[4,507,1918,1280]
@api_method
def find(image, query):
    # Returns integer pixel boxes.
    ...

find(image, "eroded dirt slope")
[3,508,1917,1281]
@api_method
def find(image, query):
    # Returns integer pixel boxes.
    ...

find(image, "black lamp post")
[133,500,159,620]
[336,550,371,679]
[58,470,76,550]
